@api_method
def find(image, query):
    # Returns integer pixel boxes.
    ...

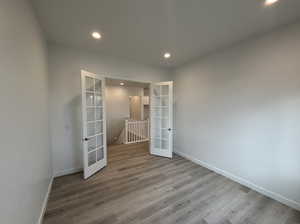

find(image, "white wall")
[174,22,300,210]
[106,85,143,144]
[0,0,52,223]
[48,43,171,176]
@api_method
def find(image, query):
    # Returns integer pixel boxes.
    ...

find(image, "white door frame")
[81,71,174,179]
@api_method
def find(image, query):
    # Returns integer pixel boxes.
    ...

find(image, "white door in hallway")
[81,70,107,179]
[150,81,173,158]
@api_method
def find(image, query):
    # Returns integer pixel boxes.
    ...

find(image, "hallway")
[44,143,300,224]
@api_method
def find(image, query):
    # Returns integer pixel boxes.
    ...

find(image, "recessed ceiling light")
[265,0,279,6]
[164,52,171,59]
[91,31,101,39]
[120,82,125,86]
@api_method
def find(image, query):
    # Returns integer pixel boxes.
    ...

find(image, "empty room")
[1,0,300,223]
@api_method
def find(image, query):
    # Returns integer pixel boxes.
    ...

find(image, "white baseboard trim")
[37,176,54,224]
[37,167,82,223]
[174,149,300,211]
[54,167,82,178]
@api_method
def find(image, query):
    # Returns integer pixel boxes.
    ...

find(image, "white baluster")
[125,120,128,144]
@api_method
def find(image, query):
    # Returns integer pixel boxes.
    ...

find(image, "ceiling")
[31,0,300,69]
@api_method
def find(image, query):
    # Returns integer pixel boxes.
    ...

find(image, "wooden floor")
[44,142,300,224]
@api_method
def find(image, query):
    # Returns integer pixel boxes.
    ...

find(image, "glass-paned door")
[150,81,173,158]
[81,70,107,179]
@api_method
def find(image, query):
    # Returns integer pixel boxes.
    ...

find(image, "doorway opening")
[81,70,173,179]
[105,78,150,147]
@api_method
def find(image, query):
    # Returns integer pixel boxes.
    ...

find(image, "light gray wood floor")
[44,142,300,224]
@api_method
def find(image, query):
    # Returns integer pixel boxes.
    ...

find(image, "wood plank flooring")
[44,142,300,224]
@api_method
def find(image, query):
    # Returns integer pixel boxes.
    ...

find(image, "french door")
[150,81,173,158]
[81,70,107,179]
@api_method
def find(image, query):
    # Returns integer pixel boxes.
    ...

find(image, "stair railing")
[125,119,149,144]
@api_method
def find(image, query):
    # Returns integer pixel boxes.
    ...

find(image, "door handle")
[168,128,172,131]
[84,137,89,141]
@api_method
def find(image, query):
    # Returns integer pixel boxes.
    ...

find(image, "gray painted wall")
[0,0,52,223]
[174,22,300,209]
[48,43,171,176]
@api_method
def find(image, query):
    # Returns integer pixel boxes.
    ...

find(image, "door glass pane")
[153,108,161,117]
[162,108,168,118]
[154,138,161,148]
[161,97,168,106]
[95,79,102,93]
[96,134,103,147]
[87,122,95,137]
[162,140,168,150]
[88,151,96,166]
[85,77,94,92]
[154,118,161,128]
[162,129,168,140]
[162,118,168,129]
[153,85,160,96]
[153,98,161,107]
[96,108,103,120]
[97,147,104,161]
[86,93,94,106]
[161,85,169,95]
[95,121,103,134]
[87,136,96,152]
[95,94,102,106]
[87,108,95,121]
[154,128,161,138]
